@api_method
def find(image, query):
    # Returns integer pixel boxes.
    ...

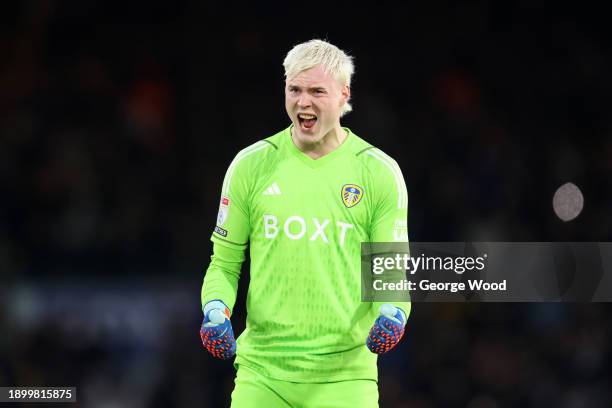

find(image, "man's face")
[285,65,349,145]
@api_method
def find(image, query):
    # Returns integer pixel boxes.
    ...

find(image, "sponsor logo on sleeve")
[393,219,408,241]
[214,226,228,237]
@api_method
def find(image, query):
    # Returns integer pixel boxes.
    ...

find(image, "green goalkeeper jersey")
[202,125,410,382]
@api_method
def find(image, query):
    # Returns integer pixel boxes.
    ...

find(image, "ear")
[341,85,350,105]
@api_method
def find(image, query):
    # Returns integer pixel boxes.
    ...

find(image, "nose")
[297,94,312,108]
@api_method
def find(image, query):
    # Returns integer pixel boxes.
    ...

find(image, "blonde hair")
[283,39,354,116]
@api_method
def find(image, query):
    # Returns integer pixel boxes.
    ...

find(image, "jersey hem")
[234,358,378,384]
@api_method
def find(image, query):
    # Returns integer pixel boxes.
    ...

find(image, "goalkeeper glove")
[200,300,236,359]
[366,304,407,354]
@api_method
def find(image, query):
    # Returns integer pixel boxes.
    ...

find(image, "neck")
[292,125,347,159]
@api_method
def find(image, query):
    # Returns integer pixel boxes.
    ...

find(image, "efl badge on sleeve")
[341,184,364,208]
[217,196,230,226]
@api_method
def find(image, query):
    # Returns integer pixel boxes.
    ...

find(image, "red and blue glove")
[366,304,407,354]
[200,300,236,359]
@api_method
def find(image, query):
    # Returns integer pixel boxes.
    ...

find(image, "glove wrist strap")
[203,299,229,317]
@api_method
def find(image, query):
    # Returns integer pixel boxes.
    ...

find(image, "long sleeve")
[201,242,245,313]
[366,148,411,321]
[201,142,270,312]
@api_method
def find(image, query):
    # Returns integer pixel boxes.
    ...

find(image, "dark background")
[1,1,611,407]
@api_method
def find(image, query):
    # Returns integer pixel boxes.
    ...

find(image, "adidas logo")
[263,182,281,195]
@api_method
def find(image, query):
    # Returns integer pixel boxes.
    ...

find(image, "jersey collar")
[285,125,353,169]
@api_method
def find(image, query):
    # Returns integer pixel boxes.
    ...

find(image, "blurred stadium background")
[1,1,611,407]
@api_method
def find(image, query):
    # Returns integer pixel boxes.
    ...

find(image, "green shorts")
[230,365,379,408]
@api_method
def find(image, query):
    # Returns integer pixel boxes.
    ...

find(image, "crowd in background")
[1,1,611,406]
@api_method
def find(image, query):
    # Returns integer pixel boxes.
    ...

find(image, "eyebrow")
[288,84,328,91]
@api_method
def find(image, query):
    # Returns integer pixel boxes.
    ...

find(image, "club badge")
[341,184,364,208]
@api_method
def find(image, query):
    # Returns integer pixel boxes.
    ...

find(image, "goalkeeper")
[200,39,411,407]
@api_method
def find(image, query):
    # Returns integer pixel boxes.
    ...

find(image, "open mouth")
[297,113,317,130]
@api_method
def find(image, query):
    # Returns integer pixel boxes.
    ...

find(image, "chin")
[296,128,322,142]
